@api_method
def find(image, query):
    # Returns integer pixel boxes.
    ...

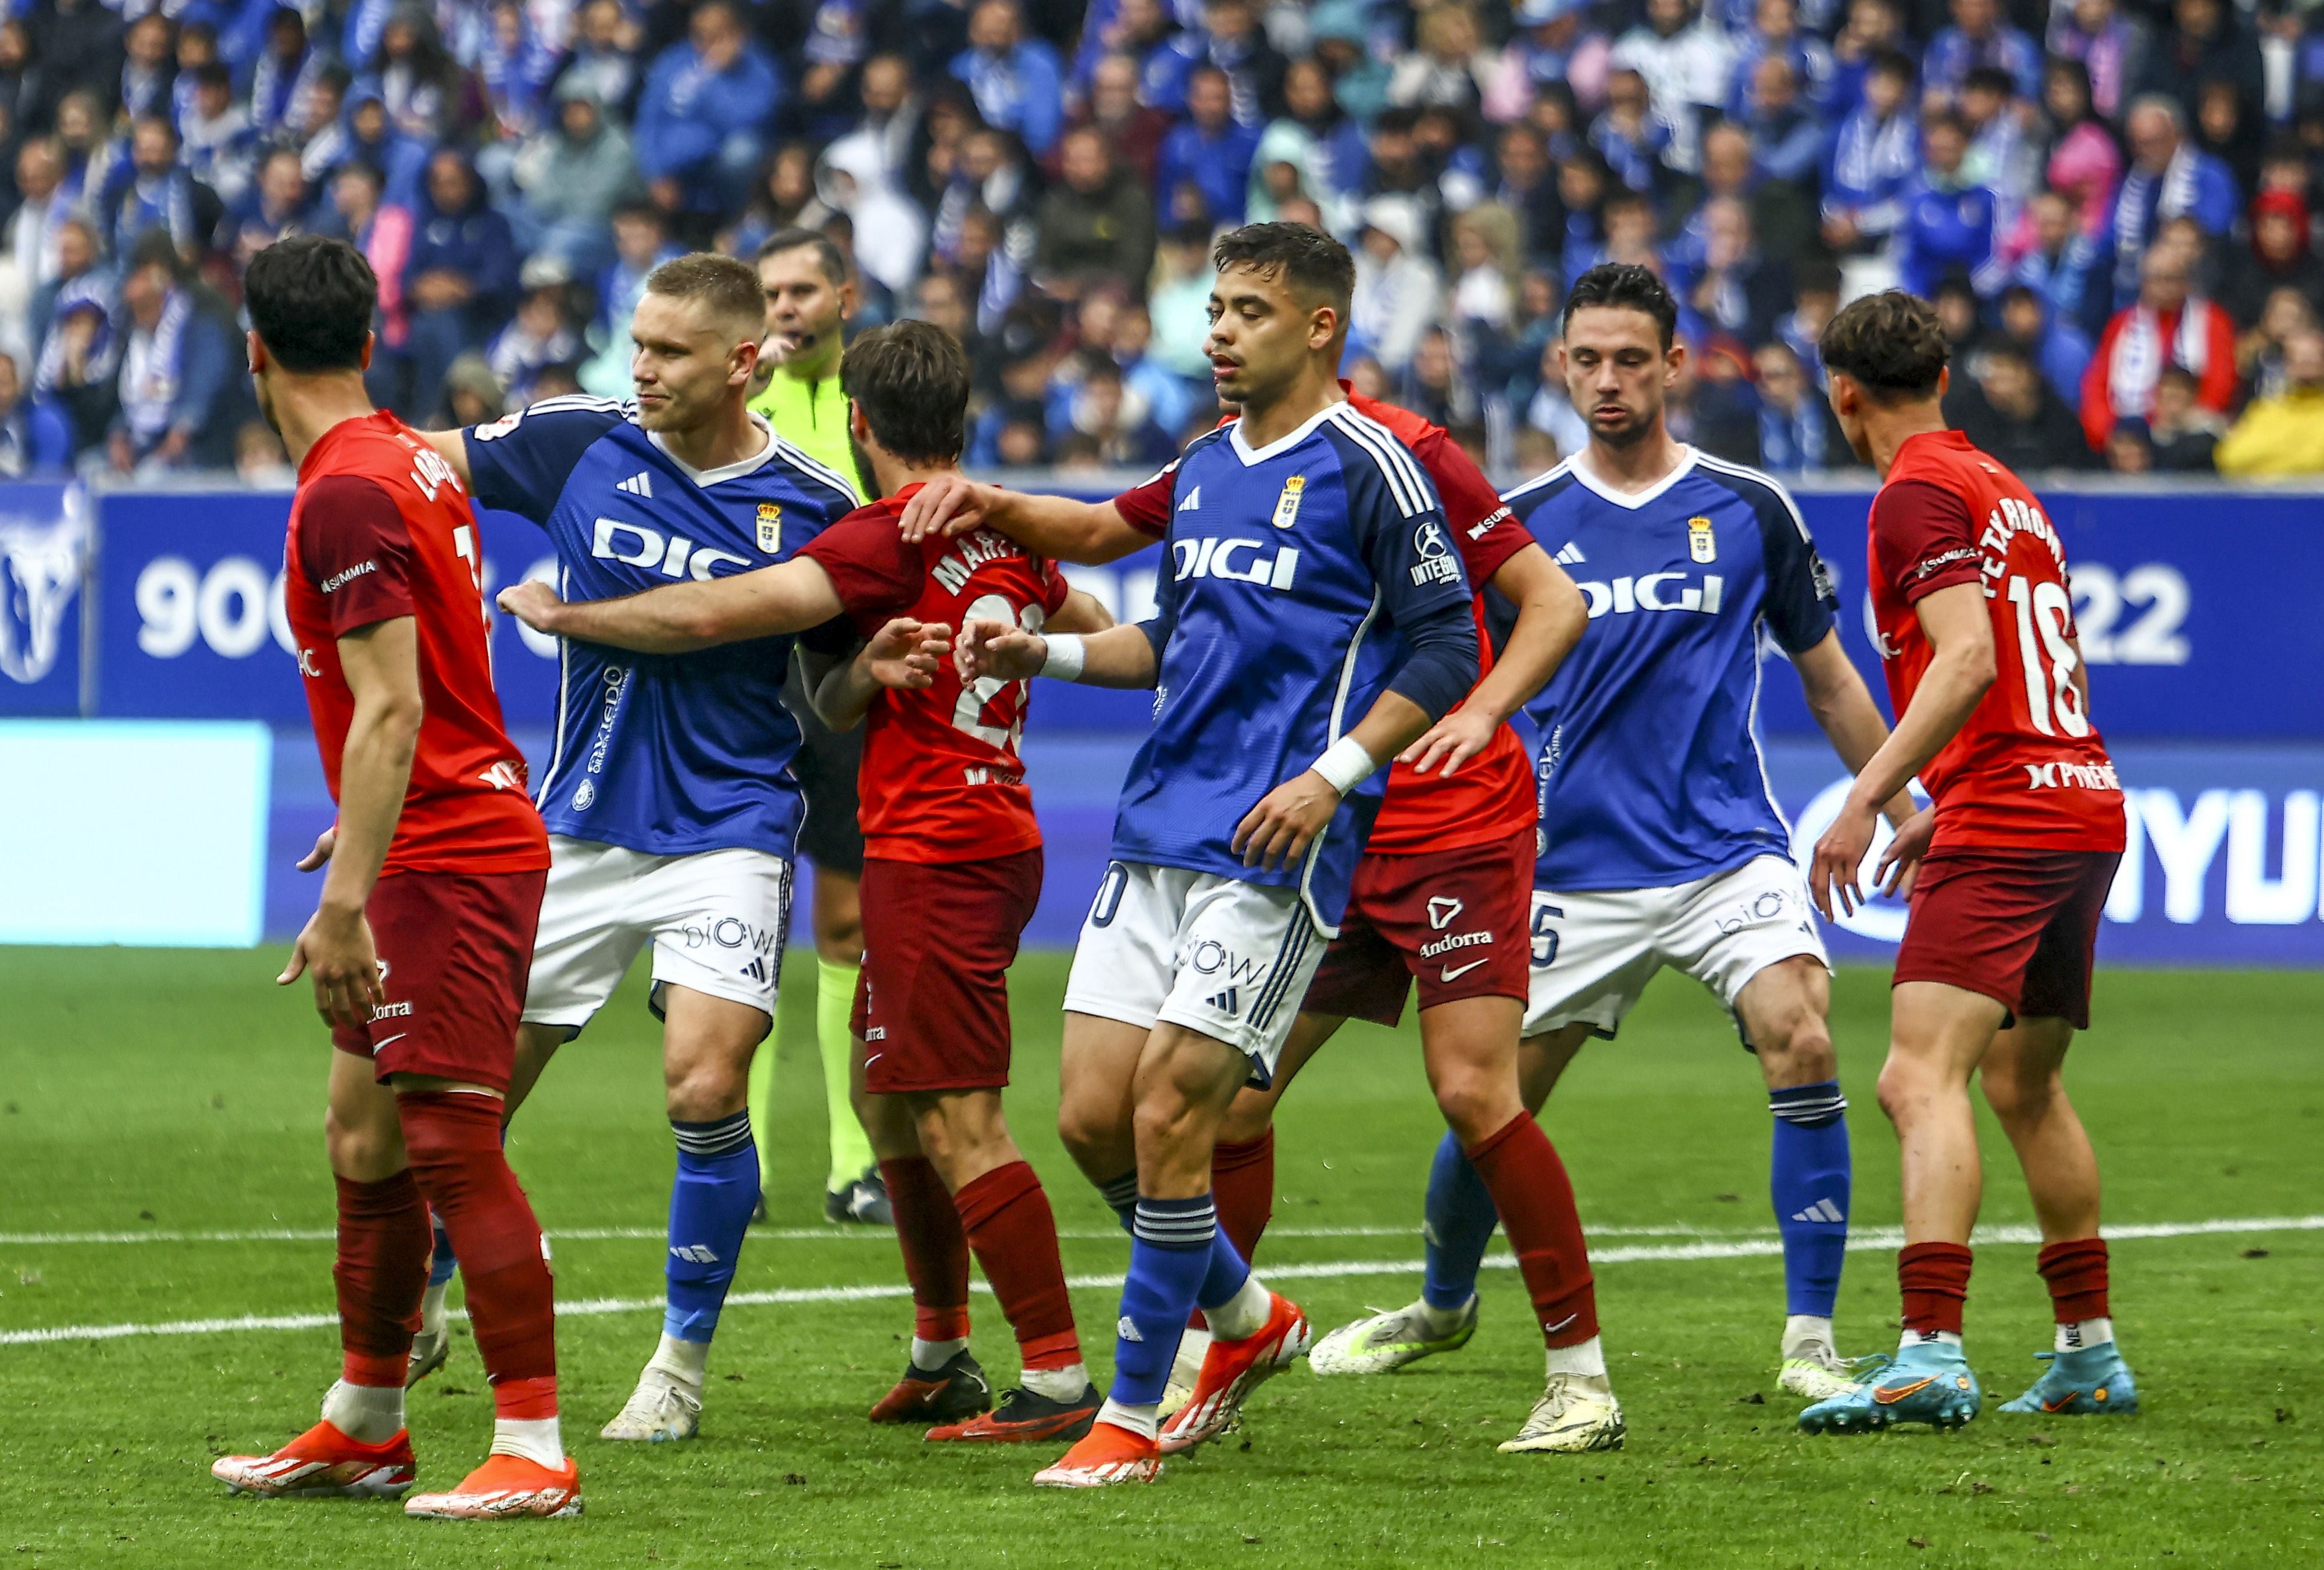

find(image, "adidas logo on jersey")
[616,471,655,498]
[1178,486,1201,512]
[1790,1199,1845,1224]
[1205,988,1240,1015]
[1555,542,1587,565]
[1170,536,1299,591]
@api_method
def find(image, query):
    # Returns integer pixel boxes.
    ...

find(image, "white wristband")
[1040,632,1087,682]
[1310,735,1379,796]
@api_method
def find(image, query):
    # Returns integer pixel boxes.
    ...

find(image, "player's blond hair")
[644,253,763,342]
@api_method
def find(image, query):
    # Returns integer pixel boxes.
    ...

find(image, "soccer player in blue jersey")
[956,223,1483,1486]
[409,255,862,1442]
[1320,264,1925,1404]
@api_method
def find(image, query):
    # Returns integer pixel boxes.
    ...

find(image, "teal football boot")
[1998,1343,2140,1416]
[1798,1339,1982,1433]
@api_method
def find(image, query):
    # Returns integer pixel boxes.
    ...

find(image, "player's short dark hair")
[1561,263,1679,350]
[1211,221,1355,316]
[642,252,762,334]
[245,234,376,373]
[841,319,970,466]
[1819,289,1950,402]
[756,226,848,285]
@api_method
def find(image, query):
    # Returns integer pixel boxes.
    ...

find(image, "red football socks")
[2036,1238,2110,1324]
[1900,1241,1975,1337]
[1210,1131,1276,1267]
[955,1161,1081,1371]
[333,1170,431,1387]
[880,1156,972,1344]
[1466,1113,1598,1347]
[398,1092,558,1419]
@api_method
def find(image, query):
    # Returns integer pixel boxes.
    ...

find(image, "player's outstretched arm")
[495,558,848,652]
[811,617,953,730]
[1792,631,1920,834]
[1809,585,1997,918]
[898,472,1154,566]
[414,428,473,488]
[956,617,1156,688]
[1402,542,1584,778]
[279,616,419,1029]
[1046,586,1116,634]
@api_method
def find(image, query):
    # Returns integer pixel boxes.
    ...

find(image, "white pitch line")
[0,1222,1734,1247]
[4,1214,2315,1349]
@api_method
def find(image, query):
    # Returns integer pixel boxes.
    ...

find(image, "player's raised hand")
[495,580,566,632]
[1398,704,1497,778]
[956,617,1046,683]
[1875,804,1936,899]
[863,617,953,691]
[278,903,385,1031]
[295,826,337,872]
[1808,797,1878,921]
[897,472,996,543]
[1233,773,1342,871]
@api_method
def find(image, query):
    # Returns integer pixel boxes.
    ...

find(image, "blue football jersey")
[463,395,861,860]
[1111,403,1478,931]
[1504,448,1838,892]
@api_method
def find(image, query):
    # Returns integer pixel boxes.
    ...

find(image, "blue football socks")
[1421,1128,1500,1312]
[663,1110,761,1343]
[1769,1081,1851,1319]
[1111,1196,1216,1407]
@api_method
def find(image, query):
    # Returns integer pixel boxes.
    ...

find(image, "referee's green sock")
[747,1041,777,1192]
[819,957,872,1192]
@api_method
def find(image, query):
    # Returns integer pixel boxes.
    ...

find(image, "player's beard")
[1590,396,1659,450]
[847,432,879,499]
[252,371,280,437]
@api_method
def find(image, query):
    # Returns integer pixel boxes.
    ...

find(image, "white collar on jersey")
[1229,399,1340,466]
[647,413,780,487]
[1567,443,1699,511]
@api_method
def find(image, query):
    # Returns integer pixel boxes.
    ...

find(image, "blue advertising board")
[0,482,87,717]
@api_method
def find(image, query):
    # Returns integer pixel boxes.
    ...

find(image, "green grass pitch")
[1,947,2319,1568]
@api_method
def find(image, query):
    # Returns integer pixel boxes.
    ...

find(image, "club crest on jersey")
[1687,516,1716,563]
[1271,474,1305,530]
[755,502,782,552]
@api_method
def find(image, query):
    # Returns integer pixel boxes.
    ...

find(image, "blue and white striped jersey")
[1111,402,1479,931]
[463,396,861,860]
[1503,447,1839,892]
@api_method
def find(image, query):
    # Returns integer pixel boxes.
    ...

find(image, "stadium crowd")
[4,0,2324,483]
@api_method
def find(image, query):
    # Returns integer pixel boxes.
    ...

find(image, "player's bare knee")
[1979,1060,2059,1127]
[1218,1085,1276,1145]
[1758,1016,1837,1089]
[1431,1069,1518,1148]
[324,1105,405,1181]
[663,1058,747,1124]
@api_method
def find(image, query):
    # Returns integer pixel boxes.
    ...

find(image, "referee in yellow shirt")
[748,228,888,1225]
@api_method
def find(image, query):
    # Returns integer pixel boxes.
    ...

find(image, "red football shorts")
[854,848,1042,1094]
[1301,827,1534,1028]
[1893,847,2122,1030]
[330,868,547,1090]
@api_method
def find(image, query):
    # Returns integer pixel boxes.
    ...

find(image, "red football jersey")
[799,485,1071,864]
[1113,389,1537,854]
[1868,430,2126,852]
[283,411,547,873]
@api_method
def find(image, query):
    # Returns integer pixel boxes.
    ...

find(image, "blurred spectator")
[1924,0,2041,103]
[0,348,71,476]
[1742,55,1826,187]
[2103,417,2154,471]
[2083,242,2237,448]
[1752,339,1844,469]
[2111,95,2237,307]
[96,117,208,263]
[6,138,67,292]
[1997,282,2092,405]
[1155,65,1258,226]
[2235,285,2316,401]
[2037,57,2120,249]
[2215,328,2324,475]
[181,63,258,207]
[1683,196,1790,344]
[1611,0,1736,177]
[582,201,680,396]
[1592,67,1673,194]
[2144,363,2225,470]
[1062,353,1173,466]
[369,9,467,145]
[637,0,781,219]
[1680,120,1816,271]
[2223,191,2324,328]
[1827,0,1909,116]
[250,6,328,141]
[1959,66,2037,206]
[1350,195,1442,375]
[1199,0,1288,126]
[2047,0,2147,121]
[1393,1,1495,118]
[344,89,433,209]
[1450,204,1521,333]
[2137,0,2264,125]
[235,420,295,487]
[219,148,313,268]
[1250,54,1361,231]
[1145,222,1216,380]
[727,142,818,257]
[951,0,1063,158]
[556,0,647,116]
[1822,49,1915,255]
[512,78,642,276]
[1076,52,1173,189]
[441,351,507,430]
[1400,327,1477,430]
[2005,188,2103,339]
[1730,0,1834,120]
[106,234,235,475]
[1035,127,1154,299]
[120,12,174,124]
[1895,110,2000,298]
[1948,339,2096,470]
[816,138,926,295]
[488,264,583,405]
[406,148,520,421]
[1488,124,1564,263]
[20,0,120,136]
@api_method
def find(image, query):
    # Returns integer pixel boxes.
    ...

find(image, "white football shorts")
[523,834,793,1032]
[1062,860,1326,1085]
[1523,854,1829,1043]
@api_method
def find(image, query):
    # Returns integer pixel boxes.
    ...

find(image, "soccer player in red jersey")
[898,380,1605,1450]
[497,322,1115,1441]
[209,236,578,1520]
[1801,291,2134,1433]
